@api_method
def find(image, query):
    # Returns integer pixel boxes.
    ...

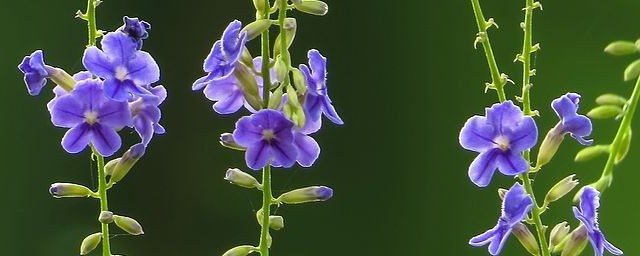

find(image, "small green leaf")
[604,41,637,56]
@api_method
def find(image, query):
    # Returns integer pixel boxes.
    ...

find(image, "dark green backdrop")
[2,0,639,255]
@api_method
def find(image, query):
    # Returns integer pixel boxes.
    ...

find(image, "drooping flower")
[459,101,538,187]
[18,50,51,96]
[83,31,160,101]
[120,16,151,50]
[129,85,166,145]
[469,183,534,255]
[573,186,623,256]
[292,130,320,167]
[551,93,593,145]
[50,79,132,157]
[300,49,343,128]
[193,20,248,89]
[233,109,297,170]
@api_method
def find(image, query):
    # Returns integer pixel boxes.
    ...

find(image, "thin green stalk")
[470,0,507,102]
[258,165,272,256]
[598,73,640,187]
[86,0,98,47]
[519,173,550,256]
[92,146,111,256]
[260,0,272,109]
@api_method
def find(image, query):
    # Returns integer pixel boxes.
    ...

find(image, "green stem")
[598,73,640,186]
[86,0,97,47]
[470,0,506,102]
[92,146,111,256]
[520,174,550,256]
[520,0,535,116]
[260,0,272,109]
[258,165,272,256]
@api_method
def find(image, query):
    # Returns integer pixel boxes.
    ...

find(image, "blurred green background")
[2,0,640,255]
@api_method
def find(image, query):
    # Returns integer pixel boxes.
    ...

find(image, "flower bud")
[268,86,285,109]
[113,215,144,235]
[108,143,145,185]
[240,47,254,70]
[545,175,579,204]
[47,67,76,92]
[277,186,333,204]
[291,68,307,95]
[536,125,564,167]
[560,226,588,256]
[80,232,102,255]
[624,59,640,81]
[574,145,610,162]
[274,57,288,82]
[283,85,306,128]
[294,1,328,16]
[233,63,262,111]
[596,93,627,106]
[497,188,508,200]
[223,245,257,256]
[104,158,120,176]
[220,133,246,151]
[242,19,271,41]
[49,183,93,198]
[225,168,261,189]
[252,0,267,14]
[587,105,622,119]
[255,209,285,230]
[604,41,638,56]
[512,223,539,256]
[615,129,632,164]
[274,18,297,58]
[98,211,113,224]
[549,222,570,251]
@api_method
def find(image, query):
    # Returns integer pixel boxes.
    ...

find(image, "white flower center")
[115,66,128,81]
[84,111,99,125]
[262,129,276,141]
[494,135,510,152]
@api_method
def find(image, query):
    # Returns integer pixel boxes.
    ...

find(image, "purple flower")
[233,109,297,170]
[18,50,54,96]
[50,79,132,157]
[300,49,343,127]
[47,71,94,112]
[83,32,160,102]
[551,93,593,145]
[130,85,166,145]
[573,187,623,256]
[459,101,538,187]
[193,20,248,89]
[292,130,320,167]
[120,16,151,50]
[469,183,534,255]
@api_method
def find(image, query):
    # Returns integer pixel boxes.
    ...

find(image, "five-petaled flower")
[18,50,52,96]
[129,85,167,145]
[83,31,160,102]
[233,109,297,170]
[573,186,623,256]
[469,183,534,255]
[459,101,538,187]
[193,20,248,89]
[50,79,132,157]
[551,93,593,145]
[120,16,151,50]
[300,49,343,131]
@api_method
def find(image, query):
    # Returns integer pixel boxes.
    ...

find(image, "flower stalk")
[258,165,273,256]
[470,0,507,102]
[92,146,112,256]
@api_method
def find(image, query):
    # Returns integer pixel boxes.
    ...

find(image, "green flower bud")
[560,226,588,256]
[48,67,76,92]
[49,183,93,198]
[512,223,539,256]
[240,47,254,70]
[252,0,267,14]
[108,143,145,185]
[615,129,632,164]
[274,18,297,58]
[225,168,261,189]
[604,41,638,56]
[243,19,271,41]
[587,105,622,119]
[596,93,627,106]
[234,63,263,111]
[283,85,306,128]
[80,232,102,255]
[98,211,114,224]
[220,133,247,151]
[545,175,579,204]
[277,186,333,204]
[294,0,328,16]
[113,215,144,235]
[268,85,285,109]
[291,68,307,95]
[624,59,640,81]
[223,245,257,256]
[255,209,285,230]
[104,158,120,176]
[574,145,610,162]
[274,57,288,82]
[536,125,564,167]
[549,222,570,251]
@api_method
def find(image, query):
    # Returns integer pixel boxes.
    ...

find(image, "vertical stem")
[92,146,111,256]
[470,0,507,102]
[258,165,273,256]
[520,173,550,256]
[520,0,534,115]
[260,0,272,109]
[86,0,97,47]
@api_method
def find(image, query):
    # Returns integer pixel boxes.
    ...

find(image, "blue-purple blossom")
[18,50,53,96]
[459,101,538,187]
[83,31,160,101]
[47,71,93,112]
[300,49,343,128]
[50,79,132,157]
[129,85,166,145]
[120,16,151,50]
[551,93,593,145]
[292,130,320,167]
[469,183,534,255]
[573,186,623,256]
[233,109,297,170]
[193,20,248,89]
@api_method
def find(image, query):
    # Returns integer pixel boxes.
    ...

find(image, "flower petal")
[61,123,91,154]
[304,94,323,122]
[468,149,500,187]
[459,116,497,152]
[83,47,115,78]
[488,226,511,256]
[579,187,600,226]
[506,116,538,152]
[496,150,529,176]
[98,100,132,128]
[103,78,134,102]
[271,141,298,168]
[50,95,84,128]
[552,93,580,120]
[564,115,593,145]
[603,237,623,255]
[322,96,344,125]
[469,226,498,247]
[502,183,533,223]
[233,116,263,146]
[127,51,160,85]
[246,141,270,170]
[134,115,154,145]
[90,123,122,157]
[308,49,327,82]
[294,133,320,167]
[213,89,244,114]
[100,32,138,63]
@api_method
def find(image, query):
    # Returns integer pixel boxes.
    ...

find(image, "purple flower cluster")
[19,17,165,157]
[194,21,343,170]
